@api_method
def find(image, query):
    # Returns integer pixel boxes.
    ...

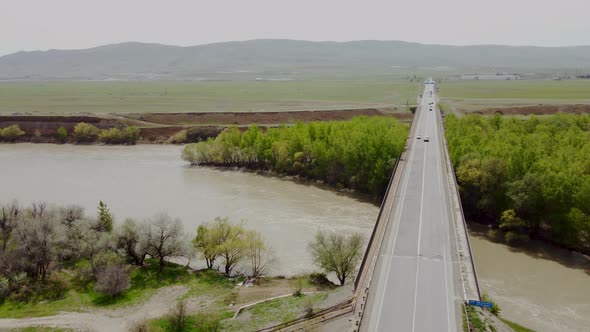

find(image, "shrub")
[308,272,332,286]
[123,126,141,144]
[293,277,303,297]
[98,126,140,144]
[98,127,123,144]
[168,299,188,332]
[56,126,68,142]
[302,296,314,317]
[173,130,187,144]
[73,122,100,143]
[43,273,69,301]
[0,276,9,300]
[1,124,26,141]
[481,292,501,316]
[94,264,130,297]
[129,321,150,332]
[185,127,219,143]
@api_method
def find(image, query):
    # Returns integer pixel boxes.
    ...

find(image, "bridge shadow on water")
[468,223,590,276]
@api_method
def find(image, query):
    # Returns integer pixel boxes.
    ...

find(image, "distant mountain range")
[1,39,589,79]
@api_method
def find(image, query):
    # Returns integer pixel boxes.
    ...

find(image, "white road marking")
[411,108,428,332]
[373,94,423,329]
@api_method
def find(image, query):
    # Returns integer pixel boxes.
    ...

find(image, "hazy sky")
[1,0,589,56]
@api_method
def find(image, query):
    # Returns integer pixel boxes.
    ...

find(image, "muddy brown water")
[1,144,589,331]
[0,144,377,276]
[471,230,590,332]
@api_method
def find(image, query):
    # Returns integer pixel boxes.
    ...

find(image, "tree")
[181,117,409,198]
[0,202,20,254]
[211,218,245,276]
[96,201,113,232]
[122,126,141,144]
[1,124,25,141]
[98,127,123,144]
[73,122,100,143]
[94,264,130,297]
[13,211,60,280]
[56,127,68,142]
[243,230,273,277]
[309,231,364,286]
[116,218,148,266]
[144,214,186,272]
[193,224,219,269]
[79,224,116,278]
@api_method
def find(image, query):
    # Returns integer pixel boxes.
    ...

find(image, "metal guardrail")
[354,157,400,291]
[438,112,482,300]
[255,299,353,332]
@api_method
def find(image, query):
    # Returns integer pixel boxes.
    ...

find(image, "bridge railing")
[438,112,482,300]
[353,157,399,291]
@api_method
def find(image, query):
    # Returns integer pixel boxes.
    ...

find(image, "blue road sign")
[468,300,494,309]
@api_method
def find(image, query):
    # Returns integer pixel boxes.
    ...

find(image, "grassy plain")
[439,80,590,112]
[0,80,421,114]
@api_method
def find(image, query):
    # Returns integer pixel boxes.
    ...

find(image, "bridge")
[262,80,481,332]
[351,80,481,331]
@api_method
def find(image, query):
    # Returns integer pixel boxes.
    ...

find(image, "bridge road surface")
[362,82,462,331]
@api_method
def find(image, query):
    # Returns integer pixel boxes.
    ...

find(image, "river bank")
[470,225,590,332]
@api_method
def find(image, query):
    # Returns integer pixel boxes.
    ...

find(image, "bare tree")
[79,223,116,278]
[116,218,148,266]
[29,202,48,219]
[0,201,20,254]
[309,231,364,286]
[144,214,186,272]
[95,264,130,297]
[59,205,85,228]
[168,299,188,331]
[14,209,59,280]
[243,230,273,277]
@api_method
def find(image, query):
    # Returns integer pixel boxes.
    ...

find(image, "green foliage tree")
[182,117,408,197]
[446,113,590,252]
[212,218,246,276]
[1,124,26,141]
[73,122,100,143]
[97,201,113,232]
[56,126,68,142]
[193,223,220,269]
[308,231,364,286]
[98,126,140,144]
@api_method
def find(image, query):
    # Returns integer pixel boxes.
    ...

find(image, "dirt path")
[0,285,189,332]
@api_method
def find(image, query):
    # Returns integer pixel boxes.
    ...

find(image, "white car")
[424,136,430,142]
[417,135,422,139]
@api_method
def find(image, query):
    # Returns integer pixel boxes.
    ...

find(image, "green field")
[438,79,590,112]
[0,80,421,114]
[440,80,590,100]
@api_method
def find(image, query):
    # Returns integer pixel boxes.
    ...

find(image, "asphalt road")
[362,82,462,331]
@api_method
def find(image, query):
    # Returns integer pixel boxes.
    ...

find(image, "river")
[0,144,377,276]
[1,144,589,331]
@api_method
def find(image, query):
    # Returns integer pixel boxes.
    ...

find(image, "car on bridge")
[424,136,430,142]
